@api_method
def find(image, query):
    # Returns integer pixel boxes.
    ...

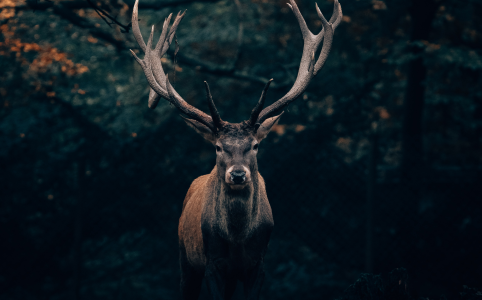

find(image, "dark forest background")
[1,0,481,299]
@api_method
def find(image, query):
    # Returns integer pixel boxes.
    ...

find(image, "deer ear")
[256,112,283,141]
[182,117,216,144]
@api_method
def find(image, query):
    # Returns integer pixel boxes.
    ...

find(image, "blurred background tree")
[1,0,481,299]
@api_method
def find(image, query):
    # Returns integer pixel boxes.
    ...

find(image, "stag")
[130,0,342,298]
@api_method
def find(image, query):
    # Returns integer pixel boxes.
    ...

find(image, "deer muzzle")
[230,170,246,184]
[226,166,251,189]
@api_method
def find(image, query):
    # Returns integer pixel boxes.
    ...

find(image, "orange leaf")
[87,36,98,44]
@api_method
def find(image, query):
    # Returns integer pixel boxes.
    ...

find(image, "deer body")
[179,165,273,299]
[129,0,342,297]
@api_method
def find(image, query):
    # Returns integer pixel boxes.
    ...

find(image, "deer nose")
[230,170,246,184]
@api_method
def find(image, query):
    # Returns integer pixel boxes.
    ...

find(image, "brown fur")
[178,167,272,272]
[179,174,209,269]
[177,118,281,300]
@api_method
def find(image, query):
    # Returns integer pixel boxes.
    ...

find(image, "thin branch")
[176,52,291,89]
[85,0,131,33]
[10,0,222,11]
[51,3,126,50]
[47,5,276,82]
[23,0,292,86]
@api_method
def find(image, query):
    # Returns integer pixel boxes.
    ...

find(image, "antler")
[252,0,343,125]
[129,0,222,132]
[249,79,273,126]
[204,82,224,129]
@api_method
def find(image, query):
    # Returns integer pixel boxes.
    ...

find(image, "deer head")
[181,80,283,190]
[129,0,343,190]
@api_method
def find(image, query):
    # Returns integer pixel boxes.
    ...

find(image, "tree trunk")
[401,0,440,183]
[366,124,378,273]
[400,2,442,297]
[72,161,85,300]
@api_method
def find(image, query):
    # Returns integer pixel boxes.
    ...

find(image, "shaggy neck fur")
[211,165,261,242]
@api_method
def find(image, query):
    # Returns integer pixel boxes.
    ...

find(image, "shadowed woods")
[1,0,482,299]
[338,268,482,300]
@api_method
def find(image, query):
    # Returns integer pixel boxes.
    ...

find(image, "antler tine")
[155,13,173,54]
[131,0,146,52]
[153,10,186,57]
[254,0,342,125]
[164,10,187,54]
[313,0,342,44]
[149,11,187,109]
[249,79,273,126]
[328,0,342,27]
[313,4,334,75]
[314,0,342,75]
[286,1,312,41]
[130,0,217,131]
[147,14,173,109]
[130,25,169,101]
[166,76,217,132]
[333,0,343,29]
[131,0,169,108]
[147,11,187,109]
[204,82,223,129]
[149,18,216,129]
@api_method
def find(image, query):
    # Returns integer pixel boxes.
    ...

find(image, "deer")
[129,0,342,299]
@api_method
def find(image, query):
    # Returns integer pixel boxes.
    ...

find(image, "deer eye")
[216,145,222,152]
[253,144,259,150]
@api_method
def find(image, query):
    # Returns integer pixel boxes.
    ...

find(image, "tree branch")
[50,4,126,50]
[85,0,132,33]
[20,0,292,86]
[11,0,222,11]
[176,53,291,89]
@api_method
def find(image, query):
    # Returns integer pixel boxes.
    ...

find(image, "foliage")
[1,0,481,299]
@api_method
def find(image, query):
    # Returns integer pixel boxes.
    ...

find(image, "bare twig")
[85,0,131,33]
[50,3,126,50]
[23,0,294,86]
[10,0,222,11]
[176,52,291,89]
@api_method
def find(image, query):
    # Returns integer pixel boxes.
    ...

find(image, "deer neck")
[212,166,260,242]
